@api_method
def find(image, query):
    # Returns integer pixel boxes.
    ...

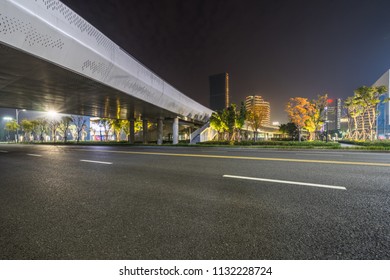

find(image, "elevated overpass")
[0,0,213,143]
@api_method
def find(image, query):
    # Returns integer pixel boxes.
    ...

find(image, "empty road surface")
[0,144,389,259]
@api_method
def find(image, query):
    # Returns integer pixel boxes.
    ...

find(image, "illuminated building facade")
[245,95,271,126]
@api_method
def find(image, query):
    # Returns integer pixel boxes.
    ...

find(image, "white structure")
[0,0,213,143]
[373,70,390,139]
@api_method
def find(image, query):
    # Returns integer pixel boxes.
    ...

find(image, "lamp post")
[324,106,328,142]
[15,109,26,143]
[325,120,329,143]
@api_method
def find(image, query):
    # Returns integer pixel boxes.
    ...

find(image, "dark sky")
[62,0,390,122]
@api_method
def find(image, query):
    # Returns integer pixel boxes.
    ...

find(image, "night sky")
[61,0,390,122]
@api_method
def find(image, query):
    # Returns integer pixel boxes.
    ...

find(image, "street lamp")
[324,106,328,142]
[47,110,58,117]
[15,109,26,143]
[325,120,329,143]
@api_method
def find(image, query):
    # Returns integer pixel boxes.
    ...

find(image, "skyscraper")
[245,95,271,126]
[209,73,230,111]
[326,98,342,131]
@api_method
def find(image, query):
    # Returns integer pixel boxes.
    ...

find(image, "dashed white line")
[80,159,113,165]
[0,150,8,153]
[297,153,343,157]
[223,175,347,190]
[27,154,42,157]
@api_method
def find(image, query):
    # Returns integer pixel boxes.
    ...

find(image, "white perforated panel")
[0,0,213,122]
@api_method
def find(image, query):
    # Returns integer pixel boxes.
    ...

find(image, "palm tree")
[344,96,363,140]
[354,86,387,140]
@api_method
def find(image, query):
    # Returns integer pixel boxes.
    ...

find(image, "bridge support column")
[129,119,135,144]
[157,118,164,145]
[173,117,179,144]
[143,119,148,144]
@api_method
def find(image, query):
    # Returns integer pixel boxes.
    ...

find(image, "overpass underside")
[0,42,178,122]
[0,0,212,144]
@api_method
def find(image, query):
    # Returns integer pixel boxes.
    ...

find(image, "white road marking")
[27,154,42,157]
[77,148,390,167]
[223,175,347,190]
[0,150,8,153]
[297,153,343,157]
[80,159,113,165]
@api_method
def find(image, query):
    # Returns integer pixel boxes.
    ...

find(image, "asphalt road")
[0,144,389,259]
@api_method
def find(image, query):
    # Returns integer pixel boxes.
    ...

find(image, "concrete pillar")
[157,118,164,145]
[129,119,135,144]
[142,119,148,144]
[173,117,179,144]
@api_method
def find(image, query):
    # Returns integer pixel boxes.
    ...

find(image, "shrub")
[198,140,340,147]
[339,140,390,147]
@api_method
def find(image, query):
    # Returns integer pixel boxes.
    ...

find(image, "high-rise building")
[209,73,229,111]
[373,70,390,139]
[326,98,342,131]
[245,95,271,126]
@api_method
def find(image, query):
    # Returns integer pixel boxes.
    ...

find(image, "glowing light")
[47,110,58,117]
[327,99,333,104]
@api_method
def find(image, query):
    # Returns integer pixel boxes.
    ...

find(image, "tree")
[4,120,19,141]
[68,124,78,141]
[225,105,237,141]
[311,93,328,140]
[344,96,363,140]
[234,102,247,142]
[31,118,48,142]
[20,119,34,142]
[285,97,315,142]
[71,116,87,143]
[209,111,228,140]
[343,86,387,141]
[57,116,73,142]
[279,122,298,139]
[95,118,112,141]
[304,114,316,140]
[48,119,60,142]
[110,119,130,142]
[354,86,387,140]
[279,123,288,138]
[122,118,143,141]
[209,104,247,142]
[246,102,267,141]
